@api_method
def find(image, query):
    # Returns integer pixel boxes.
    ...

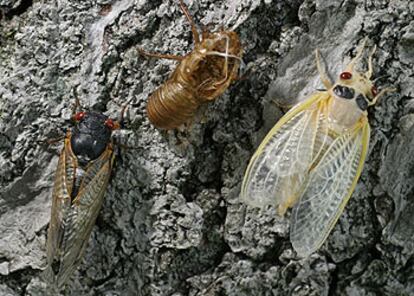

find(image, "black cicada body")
[45,110,120,289]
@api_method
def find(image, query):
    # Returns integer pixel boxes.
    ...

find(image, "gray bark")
[0,0,413,295]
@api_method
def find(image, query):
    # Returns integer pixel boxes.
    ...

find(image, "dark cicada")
[45,109,121,289]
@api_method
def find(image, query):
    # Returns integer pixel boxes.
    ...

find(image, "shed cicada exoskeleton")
[139,0,243,130]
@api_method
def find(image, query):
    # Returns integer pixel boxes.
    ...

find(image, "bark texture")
[0,0,413,295]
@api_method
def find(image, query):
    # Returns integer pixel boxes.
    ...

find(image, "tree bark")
[0,0,413,295]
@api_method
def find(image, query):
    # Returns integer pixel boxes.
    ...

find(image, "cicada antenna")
[137,48,184,61]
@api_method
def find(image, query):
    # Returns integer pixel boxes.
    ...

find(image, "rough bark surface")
[0,0,413,295]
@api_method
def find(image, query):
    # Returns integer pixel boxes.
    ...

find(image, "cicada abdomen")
[141,0,243,130]
[45,111,121,290]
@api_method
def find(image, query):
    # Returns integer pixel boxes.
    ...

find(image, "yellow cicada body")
[241,39,394,257]
[45,110,120,289]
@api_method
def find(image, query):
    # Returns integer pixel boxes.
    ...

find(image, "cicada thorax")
[327,71,377,133]
[70,112,112,161]
[67,112,114,198]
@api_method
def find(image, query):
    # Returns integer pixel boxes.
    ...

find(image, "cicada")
[241,40,394,257]
[139,0,243,130]
[45,107,121,289]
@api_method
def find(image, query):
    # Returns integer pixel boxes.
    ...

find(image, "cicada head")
[331,39,395,111]
[332,70,375,112]
[191,30,243,100]
[70,111,120,165]
[200,31,242,57]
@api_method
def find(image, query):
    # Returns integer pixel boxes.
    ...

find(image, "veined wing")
[46,135,76,270]
[241,92,330,215]
[290,120,370,257]
[46,137,115,288]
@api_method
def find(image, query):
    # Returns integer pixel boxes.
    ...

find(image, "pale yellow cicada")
[241,39,394,258]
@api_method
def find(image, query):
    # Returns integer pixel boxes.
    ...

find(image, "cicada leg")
[162,128,191,155]
[220,35,230,83]
[61,282,71,296]
[137,0,202,61]
[196,104,209,124]
[314,49,333,90]
[366,45,376,79]
[137,48,184,61]
[179,0,200,44]
[345,37,368,73]
[116,97,134,129]
[368,87,396,106]
[46,136,65,145]
[71,88,83,116]
[269,97,296,111]
[39,91,81,147]
[204,35,243,87]
[110,98,135,162]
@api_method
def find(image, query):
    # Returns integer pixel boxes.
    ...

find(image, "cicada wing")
[46,139,114,289]
[241,92,330,215]
[57,150,113,287]
[290,120,370,257]
[46,136,76,269]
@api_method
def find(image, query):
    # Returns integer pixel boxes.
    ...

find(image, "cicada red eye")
[105,118,114,129]
[371,86,378,97]
[74,112,86,121]
[105,118,115,130]
[340,72,352,80]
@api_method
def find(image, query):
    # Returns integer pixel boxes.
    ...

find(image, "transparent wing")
[46,136,75,269]
[290,120,370,257]
[241,93,330,215]
[46,137,114,288]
